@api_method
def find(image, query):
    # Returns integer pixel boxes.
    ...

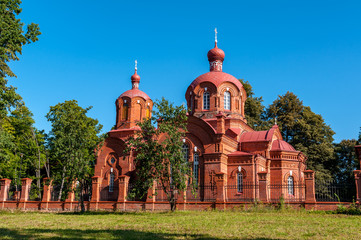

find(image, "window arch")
[193,153,199,185]
[182,144,189,162]
[109,173,115,192]
[224,91,231,110]
[122,103,129,121]
[287,176,294,195]
[203,92,210,110]
[237,172,243,193]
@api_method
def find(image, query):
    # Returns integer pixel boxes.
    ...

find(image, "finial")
[135,60,138,72]
[214,28,218,45]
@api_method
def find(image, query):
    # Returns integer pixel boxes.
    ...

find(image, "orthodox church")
[93,33,307,203]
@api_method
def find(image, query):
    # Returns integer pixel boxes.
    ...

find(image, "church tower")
[115,61,153,129]
[185,29,247,121]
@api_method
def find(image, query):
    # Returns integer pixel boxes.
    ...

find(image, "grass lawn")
[0,210,360,239]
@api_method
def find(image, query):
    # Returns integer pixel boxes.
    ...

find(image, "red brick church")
[93,36,308,204]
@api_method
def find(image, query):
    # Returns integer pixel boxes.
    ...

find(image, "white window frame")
[224,91,231,110]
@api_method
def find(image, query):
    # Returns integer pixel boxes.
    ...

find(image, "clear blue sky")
[10,0,361,142]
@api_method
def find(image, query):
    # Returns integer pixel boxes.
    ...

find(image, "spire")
[131,60,140,89]
[215,27,218,46]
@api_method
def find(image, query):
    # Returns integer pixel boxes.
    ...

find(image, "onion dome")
[207,42,225,63]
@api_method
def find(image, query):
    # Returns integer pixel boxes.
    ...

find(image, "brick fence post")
[304,170,316,209]
[0,179,11,207]
[41,178,52,210]
[65,181,76,211]
[257,172,268,203]
[215,172,226,210]
[90,176,102,210]
[20,178,32,202]
[354,170,361,204]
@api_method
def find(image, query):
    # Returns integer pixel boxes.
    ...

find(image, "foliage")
[239,79,266,130]
[0,0,42,193]
[333,139,359,184]
[125,97,189,211]
[46,100,102,211]
[265,92,336,181]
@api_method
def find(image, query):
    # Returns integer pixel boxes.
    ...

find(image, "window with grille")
[182,144,189,162]
[203,92,210,110]
[288,176,294,195]
[109,173,115,192]
[237,172,243,193]
[224,91,230,110]
[193,153,199,184]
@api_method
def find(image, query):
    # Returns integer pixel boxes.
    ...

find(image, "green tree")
[0,0,41,191]
[46,100,102,212]
[239,79,266,130]
[334,139,359,184]
[125,98,189,211]
[265,92,336,181]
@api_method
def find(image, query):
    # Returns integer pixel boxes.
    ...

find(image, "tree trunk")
[170,190,176,211]
[58,166,66,201]
[31,128,42,200]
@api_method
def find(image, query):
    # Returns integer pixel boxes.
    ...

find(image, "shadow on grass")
[0,228,277,240]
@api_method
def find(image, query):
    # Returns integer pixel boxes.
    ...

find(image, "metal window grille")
[193,153,199,184]
[237,172,243,193]
[109,173,115,192]
[287,176,294,195]
[203,92,210,110]
[182,144,189,162]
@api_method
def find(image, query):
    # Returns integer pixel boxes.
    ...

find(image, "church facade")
[93,38,308,204]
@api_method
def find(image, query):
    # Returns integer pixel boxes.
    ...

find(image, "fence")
[226,182,258,202]
[315,180,356,202]
[186,185,217,202]
[99,186,119,201]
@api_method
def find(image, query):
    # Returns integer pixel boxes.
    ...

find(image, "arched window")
[287,176,294,195]
[240,99,242,113]
[146,107,150,118]
[122,103,129,121]
[193,153,199,185]
[182,144,189,162]
[203,92,210,110]
[237,172,243,193]
[109,173,115,192]
[224,91,231,110]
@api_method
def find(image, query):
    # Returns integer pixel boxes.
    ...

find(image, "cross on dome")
[215,28,218,44]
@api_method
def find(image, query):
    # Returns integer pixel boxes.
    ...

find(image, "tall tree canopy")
[239,79,266,130]
[46,100,102,212]
[125,98,189,211]
[333,139,359,184]
[265,92,336,181]
[0,0,43,195]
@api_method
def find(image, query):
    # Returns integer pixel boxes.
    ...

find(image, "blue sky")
[9,0,361,142]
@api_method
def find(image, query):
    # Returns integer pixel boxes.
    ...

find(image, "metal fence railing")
[226,183,259,202]
[268,183,305,202]
[315,180,356,202]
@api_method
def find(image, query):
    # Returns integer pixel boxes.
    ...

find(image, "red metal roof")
[271,139,297,152]
[118,89,150,100]
[189,71,243,90]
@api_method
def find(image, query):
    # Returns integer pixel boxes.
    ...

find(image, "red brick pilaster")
[20,178,32,202]
[215,172,226,209]
[304,170,316,209]
[0,179,11,202]
[91,176,102,202]
[66,181,76,202]
[117,175,130,202]
[145,181,157,211]
[353,170,361,204]
[216,113,225,134]
[257,172,268,203]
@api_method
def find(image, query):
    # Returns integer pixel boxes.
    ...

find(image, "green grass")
[0,210,360,239]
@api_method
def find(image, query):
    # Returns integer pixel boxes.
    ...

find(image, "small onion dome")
[131,71,140,82]
[207,42,225,62]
